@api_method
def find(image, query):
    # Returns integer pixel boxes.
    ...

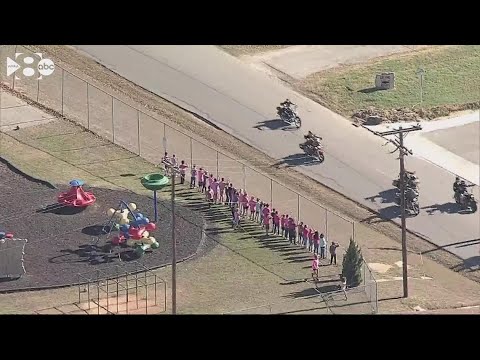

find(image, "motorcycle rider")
[303,131,322,149]
[280,98,295,109]
[279,98,296,120]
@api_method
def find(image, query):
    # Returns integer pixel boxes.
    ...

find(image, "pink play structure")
[58,179,96,207]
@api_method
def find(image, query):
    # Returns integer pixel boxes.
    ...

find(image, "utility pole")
[171,170,177,314]
[374,124,422,298]
[163,159,178,314]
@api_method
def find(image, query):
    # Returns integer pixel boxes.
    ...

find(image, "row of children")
[162,153,340,265]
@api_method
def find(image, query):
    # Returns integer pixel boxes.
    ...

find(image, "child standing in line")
[313,231,320,255]
[311,254,319,281]
[262,204,270,229]
[280,215,286,238]
[297,222,304,245]
[289,218,297,244]
[211,178,219,204]
[206,186,214,208]
[302,225,309,247]
[225,183,233,206]
[218,178,226,204]
[179,160,188,185]
[171,154,178,168]
[201,170,208,192]
[255,199,261,222]
[197,168,204,192]
[273,211,280,235]
[259,202,265,226]
[263,211,271,235]
[233,207,240,229]
[248,196,257,220]
[241,191,249,216]
[190,165,197,188]
[308,228,314,252]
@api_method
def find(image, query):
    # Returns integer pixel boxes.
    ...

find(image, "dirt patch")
[352,102,480,125]
[0,160,206,292]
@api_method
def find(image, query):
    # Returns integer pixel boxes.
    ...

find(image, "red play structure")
[58,179,96,207]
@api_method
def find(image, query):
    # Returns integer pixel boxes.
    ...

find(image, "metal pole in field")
[398,130,409,298]
[373,124,422,298]
[153,190,158,223]
[416,68,425,110]
[171,170,177,314]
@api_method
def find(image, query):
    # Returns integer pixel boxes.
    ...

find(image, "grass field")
[298,45,480,120]
[219,45,291,57]
[3,115,480,314]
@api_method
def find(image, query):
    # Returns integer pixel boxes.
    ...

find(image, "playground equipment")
[105,201,160,257]
[58,179,96,207]
[0,230,27,280]
[141,173,169,222]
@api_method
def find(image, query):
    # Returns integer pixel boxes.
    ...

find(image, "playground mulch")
[0,160,206,292]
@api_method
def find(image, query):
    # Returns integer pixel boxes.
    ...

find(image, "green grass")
[0,120,338,314]
[300,45,480,117]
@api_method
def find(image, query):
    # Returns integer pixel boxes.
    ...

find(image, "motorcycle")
[392,172,419,189]
[277,105,302,128]
[299,141,325,162]
[395,192,420,216]
[454,191,478,213]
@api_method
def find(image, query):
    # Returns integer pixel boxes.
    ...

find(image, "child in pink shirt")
[302,225,309,247]
[311,254,319,280]
[218,178,226,204]
[262,204,270,223]
[248,196,256,220]
[211,178,219,203]
[263,212,271,235]
[241,191,249,216]
[297,222,304,244]
[308,229,314,252]
[280,215,287,238]
[206,173,213,190]
[190,165,197,188]
[197,168,204,191]
[273,211,280,235]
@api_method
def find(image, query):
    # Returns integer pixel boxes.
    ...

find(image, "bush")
[341,238,364,287]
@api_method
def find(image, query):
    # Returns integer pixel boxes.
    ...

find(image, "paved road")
[73,45,480,265]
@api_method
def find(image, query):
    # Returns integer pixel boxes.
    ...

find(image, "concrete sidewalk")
[242,45,429,79]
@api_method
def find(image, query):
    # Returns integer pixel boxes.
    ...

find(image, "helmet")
[456,176,460,181]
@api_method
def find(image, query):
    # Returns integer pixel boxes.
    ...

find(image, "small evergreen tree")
[341,237,364,287]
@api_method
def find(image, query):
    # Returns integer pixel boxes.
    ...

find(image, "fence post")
[137,110,141,156]
[111,97,115,143]
[12,45,17,90]
[325,208,328,238]
[61,68,64,115]
[352,221,355,242]
[163,123,167,153]
[216,151,219,179]
[297,194,300,221]
[36,78,40,102]
[86,82,90,130]
[270,179,273,209]
[190,138,193,168]
[242,165,246,191]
